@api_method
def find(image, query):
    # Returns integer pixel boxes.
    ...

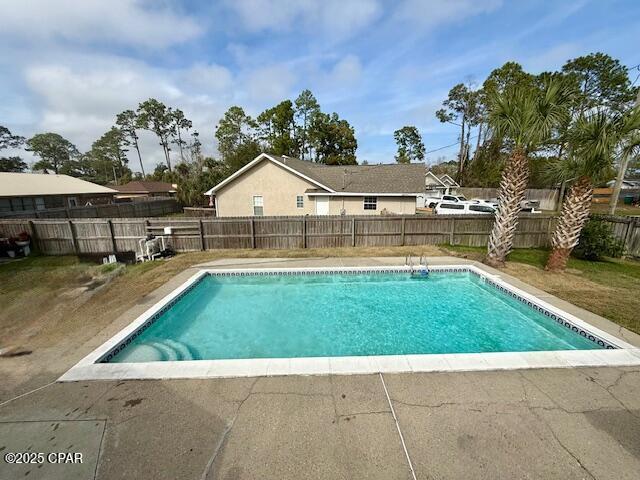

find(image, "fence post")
[400,216,406,246]
[68,220,79,254]
[351,217,356,247]
[107,219,117,252]
[302,216,307,248]
[28,220,40,252]
[199,219,205,251]
[250,218,256,249]
[449,217,455,245]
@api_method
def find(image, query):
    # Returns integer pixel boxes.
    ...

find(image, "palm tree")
[484,79,572,267]
[545,108,640,271]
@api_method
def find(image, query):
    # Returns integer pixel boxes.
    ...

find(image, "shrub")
[573,218,624,261]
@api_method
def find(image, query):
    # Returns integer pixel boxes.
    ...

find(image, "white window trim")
[363,196,377,210]
[296,195,304,208]
[252,195,264,216]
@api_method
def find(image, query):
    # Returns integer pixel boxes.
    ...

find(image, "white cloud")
[328,55,363,86]
[20,56,235,171]
[0,0,202,48]
[243,64,297,107]
[394,0,502,28]
[181,63,235,95]
[224,0,381,40]
[522,43,581,73]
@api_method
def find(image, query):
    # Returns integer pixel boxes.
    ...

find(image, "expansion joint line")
[0,381,57,408]
[379,373,417,480]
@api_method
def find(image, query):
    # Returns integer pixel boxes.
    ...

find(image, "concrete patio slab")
[203,381,411,480]
[0,419,104,480]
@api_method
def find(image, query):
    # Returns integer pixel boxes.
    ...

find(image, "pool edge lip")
[59,263,640,382]
[58,349,640,382]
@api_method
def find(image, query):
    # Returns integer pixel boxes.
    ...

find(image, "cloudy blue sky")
[1,0,639,172]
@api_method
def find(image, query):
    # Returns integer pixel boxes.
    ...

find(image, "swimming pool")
[110,270,603,363]
[61,264,639,381]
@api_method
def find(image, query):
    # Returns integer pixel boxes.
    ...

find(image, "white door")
[315,197,329,215]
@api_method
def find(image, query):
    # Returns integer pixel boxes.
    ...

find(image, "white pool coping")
[59,264,640,382]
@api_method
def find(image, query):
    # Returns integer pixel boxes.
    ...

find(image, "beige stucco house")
[205,153,425,217]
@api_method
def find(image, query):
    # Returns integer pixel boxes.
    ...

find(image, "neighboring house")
[425,171,460,196]
[205,153,425,216]
[0,172,116,214]
[605,178,640,190]
[112,181,177,200]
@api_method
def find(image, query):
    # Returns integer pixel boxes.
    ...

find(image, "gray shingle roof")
[271,155,425,193]
[112,181,176,194]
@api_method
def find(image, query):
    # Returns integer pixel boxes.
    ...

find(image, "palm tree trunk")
[485,147,529,267]
[545,176,593,271]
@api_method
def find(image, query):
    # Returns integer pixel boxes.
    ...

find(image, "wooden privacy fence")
[600,215,640,257]
[0,198,181,219]
[0,214,559,256]
[183,207,216,217]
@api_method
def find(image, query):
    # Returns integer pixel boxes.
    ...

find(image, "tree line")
[432,52,639,189]
[0,89,363,206]
[213,89,357,170]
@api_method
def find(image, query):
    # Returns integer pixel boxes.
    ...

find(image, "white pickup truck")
[425,194,468,209]
[435,202,496,215]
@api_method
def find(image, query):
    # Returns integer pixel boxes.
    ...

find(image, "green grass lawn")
[445,244,640,281]
[591,204,640,216]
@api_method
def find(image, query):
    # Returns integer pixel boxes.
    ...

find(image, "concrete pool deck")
[1,257,640,479]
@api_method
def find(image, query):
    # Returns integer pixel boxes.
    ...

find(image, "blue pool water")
[110,271,601,363]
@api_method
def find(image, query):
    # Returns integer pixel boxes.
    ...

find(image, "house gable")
[425,171,446,188]
[205,153,335,195]
[213,158,324,216]
[438,174,460,187]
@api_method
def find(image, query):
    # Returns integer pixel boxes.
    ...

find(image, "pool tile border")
[59,264,640,382]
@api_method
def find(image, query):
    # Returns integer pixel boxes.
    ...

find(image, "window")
[10,197,32,211]
[35,197,45,210]
[443,195,457,202]
[0,199,10,212]
[296,195,304,208]
[363,196,377,210]
[67,197,78,207]
[253,195,264,216]
[469,205,495,213]
[440,203,464,210]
